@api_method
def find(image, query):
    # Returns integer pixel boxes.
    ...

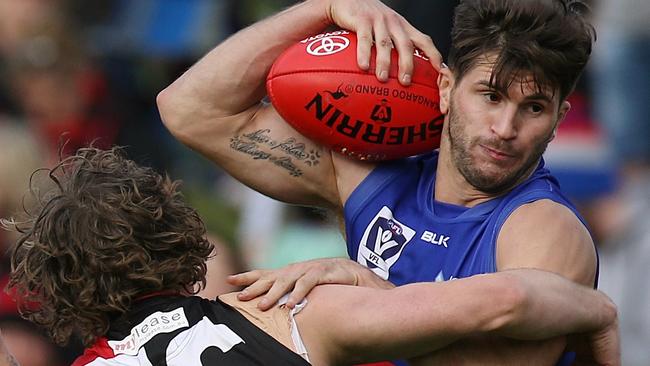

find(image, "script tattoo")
[242,129,321,167]
[230,136,271,160]
[243,129,273,145]
[230,136,303,177]
[268,156,302,177]
[271,137,309,160]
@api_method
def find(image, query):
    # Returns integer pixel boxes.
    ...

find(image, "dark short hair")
[449,0,595,100]
[6,147,214,346]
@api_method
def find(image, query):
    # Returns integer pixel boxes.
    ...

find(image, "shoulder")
[333,154,376,205]
[339,151,439,206]
[218,292,297,352]
[496,199,597,286]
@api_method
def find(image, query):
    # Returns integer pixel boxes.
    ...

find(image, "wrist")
[305,0,334,27]
[357,267,395,289]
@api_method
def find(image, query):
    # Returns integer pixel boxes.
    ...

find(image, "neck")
[435,149,493,207]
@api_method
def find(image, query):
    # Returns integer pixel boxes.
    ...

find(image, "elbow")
[599,292,619,329]
[482,273,529,333]
[156,86,184,139]
[156,82,236,147]
[156,82,205,145]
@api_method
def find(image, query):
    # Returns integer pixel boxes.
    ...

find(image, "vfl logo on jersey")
[109,307,189,356]
[357,206,416,280]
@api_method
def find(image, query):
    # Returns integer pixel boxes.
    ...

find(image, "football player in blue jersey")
[3,148,618,366]
[159,0,602,364]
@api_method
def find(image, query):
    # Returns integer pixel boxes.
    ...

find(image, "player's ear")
[548,101,571,143]
[557,100,571,123]
[548,127,558,143]
[437,66,454,114]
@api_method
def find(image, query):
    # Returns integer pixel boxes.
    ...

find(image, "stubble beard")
[446,98,552,195]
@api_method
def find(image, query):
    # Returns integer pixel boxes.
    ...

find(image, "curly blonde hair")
[5,147,214,346]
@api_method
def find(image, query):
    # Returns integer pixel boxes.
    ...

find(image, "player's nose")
[490,106,518,140]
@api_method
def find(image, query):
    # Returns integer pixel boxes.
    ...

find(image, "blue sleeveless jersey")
[344,151,596,365]
[344,151,595,365]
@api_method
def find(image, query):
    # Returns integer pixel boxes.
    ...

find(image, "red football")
[266,30,443,161]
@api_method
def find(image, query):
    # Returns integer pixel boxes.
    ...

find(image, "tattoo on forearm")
[242,129,322,166]
[230,136,303,177]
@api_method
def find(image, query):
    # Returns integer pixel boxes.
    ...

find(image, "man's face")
[441,60,569,194]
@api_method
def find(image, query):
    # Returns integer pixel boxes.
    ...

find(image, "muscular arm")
[404,200,598,365]
[157,0,342,208]
[297,269,617,366]
[497,199,597,286]
[497,200,597,363]
[157,0,439,208]
[430,199,597,365]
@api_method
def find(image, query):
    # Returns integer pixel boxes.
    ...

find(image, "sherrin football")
[266,30,443,161]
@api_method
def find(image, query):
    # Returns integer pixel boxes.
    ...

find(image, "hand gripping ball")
[266,30,443,161]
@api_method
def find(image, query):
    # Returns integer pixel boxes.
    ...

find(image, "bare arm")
[426,199,599,365]
[298,269,618,366]
[497,199,597,286]
[382,200,599,366]
[415,200,598,365]
[157,0,440,208]
[158,0,339,207]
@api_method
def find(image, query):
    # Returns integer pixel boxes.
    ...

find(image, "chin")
[469,171,516,193]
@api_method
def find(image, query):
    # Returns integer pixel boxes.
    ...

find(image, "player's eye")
[528,103,544,114]
[483,92,500,103]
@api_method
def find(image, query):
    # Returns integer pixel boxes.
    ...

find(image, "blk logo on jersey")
[421,230,450,247]
[357,206,416,279]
